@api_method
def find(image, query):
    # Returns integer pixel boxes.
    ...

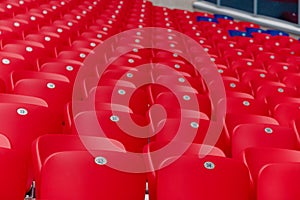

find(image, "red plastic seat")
[57,50,91,63]
[190,43,217,56]
[88,23,119,37]
[272,102,300,129]
[208,54,228,65]
[13,0,39,11]
[93,85,150,116]
[267,96,300,115]
[274,47,297,57]
[156,155,251,200]
[216,64,238,78]
[225,113,279,140]
[209,32,231,47]
[0,94,51,112]
[52,19,80,37]
[0,51,34,91]
[76,3,103,21]
[39,25,75,47]
[266,62,299,78]
[145,141,225,200]
[71,40,100,51]
[225,96,269,116]
[274,35,298,46]
[0,147,28,200]
[14,13,45,33]
[154,74,206,94]
[0,2,27,18]
[245,44,268,58]
[149,112,208,139]
[125,13,152,27]
[28,7,56,25]
[38,150,146,200]
[215,40,237,57]
[40,61,81,84]
[251,32,272,43]
[0,100,52,191]
[232,124,298,159]
[238,68,278,86]
[222,48,252,66]
[154,91,211,118]
[63,13,90,32]
[194,11,214,18]
[263,38,290,50]
[38,3,64,21]
[48,0,72,16]
[32,134,125,198]
[74,110,148,153]
[255,52,286,68]
[217,18,239,30]
[252,80,298,102]
[11,70,69,88]
[178,24,201,35]
[289,43,300,57]
[172,8,193,17]
[13,76,72,133]
[95,16,123,29]
[99,66,151,84]
[222,76,252,94]
[257,163,300,200]
[226,91,255,99]
[146,141,225,159]
[239,21,260,29]
[230,58,264,72]
[0,18,30,39]
[77,31,107,43]
[281,72,300,94]
[231,36,256,50]
[2,43,46,70]
[0,27,22,48]
[106,52,151,71]
[25,33,61,57]
[151,58,196,78]
[286,55,300,67]
[243,147,300,197]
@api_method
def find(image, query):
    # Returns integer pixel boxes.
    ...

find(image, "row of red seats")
[0,0,300,199]
[65,6,300,199]
[1,102,300,200]
[3,133,296,200]
[0,0,140,199]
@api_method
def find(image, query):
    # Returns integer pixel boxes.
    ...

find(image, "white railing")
[193,0,300,35]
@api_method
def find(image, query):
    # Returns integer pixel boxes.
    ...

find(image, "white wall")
[150,0,195,11]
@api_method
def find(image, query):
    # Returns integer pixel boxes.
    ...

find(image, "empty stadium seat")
[32,134,125,198]
[243,147,300,197]
[224,113,279,140]
[74,110,148,153]
[145,142,226,200]
[0,100,52,191]
[38,150,146,200]
[12,75,72,133]
[2,43,46,70]
[225,97,269,116]
[40,61,81,83]
[0,0,298,198]
[0,147,28,200]
[257,163,300,200]
[232,124,299,159]
[156,155,251,200]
